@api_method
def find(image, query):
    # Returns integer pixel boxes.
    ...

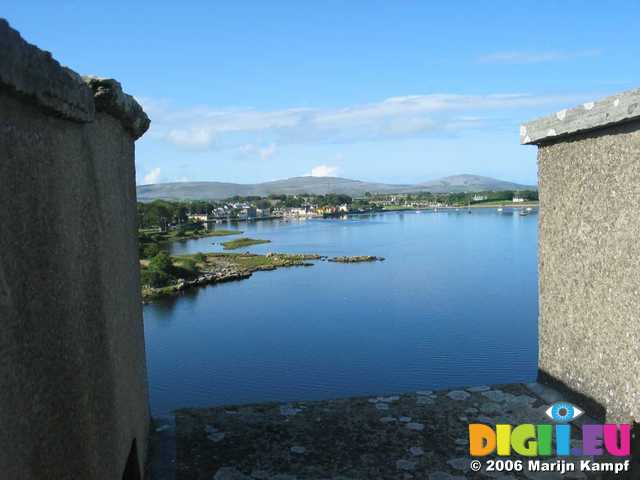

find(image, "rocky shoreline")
[142,253,323,302]
[142,252,387,303]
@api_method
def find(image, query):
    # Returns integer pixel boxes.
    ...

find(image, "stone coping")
[84,77,150,139]
[0,18,149,139]
[521,88,640,145]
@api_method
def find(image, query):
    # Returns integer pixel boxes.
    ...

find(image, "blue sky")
[6,1,640,185]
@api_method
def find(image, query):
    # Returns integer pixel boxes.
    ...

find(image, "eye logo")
[545,402,584,423]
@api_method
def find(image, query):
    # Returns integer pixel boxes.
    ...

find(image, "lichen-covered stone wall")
[0,19,150,478]
[525,109,640,424]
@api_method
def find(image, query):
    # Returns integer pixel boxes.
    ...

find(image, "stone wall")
[0,19,150,478]
[522,90,640,424]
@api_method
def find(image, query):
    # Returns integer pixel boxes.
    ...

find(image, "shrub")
[140,268,170,288]
[193,253,206,263]
[149,251,173,274]
[141,243,161,258]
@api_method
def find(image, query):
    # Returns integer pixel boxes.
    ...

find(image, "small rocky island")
[221,237,271,250]
[328,255,385,263]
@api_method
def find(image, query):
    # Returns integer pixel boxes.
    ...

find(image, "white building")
[187,213,210,223]
[285,207,313,217]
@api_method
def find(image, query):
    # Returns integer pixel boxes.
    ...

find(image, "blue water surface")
[144,209,538,415]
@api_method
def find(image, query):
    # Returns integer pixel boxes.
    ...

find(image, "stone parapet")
[521,88,640,145]
[0,18,149,139]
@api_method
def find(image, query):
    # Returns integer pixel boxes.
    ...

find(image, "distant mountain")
[136,174,535,201]
[415,174,533,193]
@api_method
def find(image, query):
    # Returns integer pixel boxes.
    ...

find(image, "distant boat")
[519,210,530,216]
[526,207,533,211]
[497,207,503,212]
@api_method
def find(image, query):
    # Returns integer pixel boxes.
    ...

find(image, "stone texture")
[0,19,149,479]
[446,390,470,401]
[535,119,640,424]
[0,18,94,121]
[0,20,149,141]
[520,87,640,145]
[164,383,624,479]
[84,77,150,139]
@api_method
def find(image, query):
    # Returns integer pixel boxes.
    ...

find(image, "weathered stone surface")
[445,457,469,471]
[0,19,149,479]
[409,446,424,457]
[406,422,425,431]
[396,459,416,471]
[0,18,94,121]
[447,390,470,401]
[534,117,640,424]
[206,425,226,442]
[481,389,507,403]
[520,87,640,145]
[280,405,303,416]
[429,472,466,480]
[84,76,150,139]
[466,385,490,392]
[213,467,252,480]
[166,383,622,479]
[479,402,501,414]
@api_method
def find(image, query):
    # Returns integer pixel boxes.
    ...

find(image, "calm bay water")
[143,209,538,415]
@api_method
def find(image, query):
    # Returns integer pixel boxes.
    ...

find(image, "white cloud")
[308,165,339,177]
[258,143,276,160]
[166,128,215,148]
[139,92,589,151]
[238,143,277,160]
[477,49,602,64]
[143,167,161,184]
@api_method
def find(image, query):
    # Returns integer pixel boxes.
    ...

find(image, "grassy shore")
[140,252,320,301]
[149,228,242,243]
[467,201,539,208]
[221,238,271,250]
[382,201,539,211]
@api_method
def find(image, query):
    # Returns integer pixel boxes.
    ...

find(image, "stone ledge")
[521,88,640,145]
[0,18,150,139]
[152,382,616,479]
[0,18,94,122]
[84,77,150,140]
